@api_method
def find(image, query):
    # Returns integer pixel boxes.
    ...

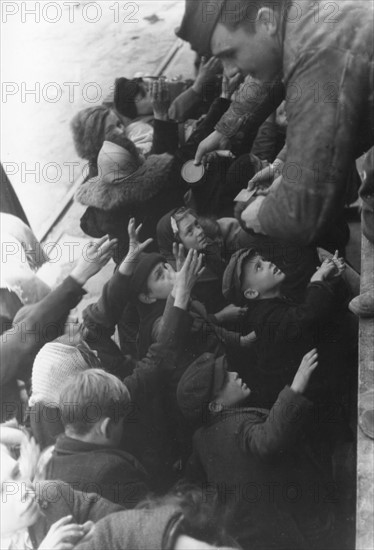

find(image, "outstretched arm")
[1,236,117,386]
[195,78,284,164]
[239,349,317,460]
[82,220,153,337]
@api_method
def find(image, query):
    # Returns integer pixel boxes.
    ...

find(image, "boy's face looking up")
[214,371,251,408]
[241,254,285,300]
[140,262,176,303]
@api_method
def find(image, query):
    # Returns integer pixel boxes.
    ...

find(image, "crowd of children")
[2,0,373,548]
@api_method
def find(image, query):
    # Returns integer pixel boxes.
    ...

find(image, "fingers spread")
[93,235,109,247]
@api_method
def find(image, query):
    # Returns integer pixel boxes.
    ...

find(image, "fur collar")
[75,153,175,210]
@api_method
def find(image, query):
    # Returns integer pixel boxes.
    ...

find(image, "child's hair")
[136,482,239,547]
[70,105,111,163]
[59,368,130,435]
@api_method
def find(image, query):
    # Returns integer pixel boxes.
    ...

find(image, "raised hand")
[71,235,118,285]
[172,249,204,310]
[192,56,222,95]
[151,78,171,120]
[310,252,345,283]
[194,130,230,166]
[39,516,95,550]
[329,250,346,278]
[291,349,318,394]
[247,165,274,192]
[247,159,284,194]
[215,304,248,324]
[119,218,153,275]
[240,331,257,348]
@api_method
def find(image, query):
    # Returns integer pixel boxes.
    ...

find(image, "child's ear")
[208,401,223,413]
[244,288,259,300]
[138,293,156,304]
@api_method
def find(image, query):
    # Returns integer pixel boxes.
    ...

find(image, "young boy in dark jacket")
[221,247,352,409]
[177,349,337,550]
[44,368,150,509]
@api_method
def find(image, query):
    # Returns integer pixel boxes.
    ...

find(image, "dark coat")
[28,480,123,549]
[74,505,184,550]
[45,435,149,508]
[243,281,344,407]
[1,276,85,423]
[187,387,335,550]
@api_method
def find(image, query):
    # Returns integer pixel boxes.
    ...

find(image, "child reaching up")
[177,349,336,550]
[222,248,351,407]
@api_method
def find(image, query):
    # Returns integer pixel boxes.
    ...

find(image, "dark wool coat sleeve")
[168,87,202,123]
[174,98,231,165]
[73,506,183,550]
[29,481,123,548]
[124,301,192,403]
[273,282,337,339]
[185,445,208,485]
[215,79,285,138]
[238,386,313,461]
[81,271,136,378]
[82,271,132,338]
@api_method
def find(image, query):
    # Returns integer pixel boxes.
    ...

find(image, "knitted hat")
[30,337,100,407]
[130,253,166,299]
[176,0,226,56]
[222,248,256,305]
[177,353,227,422]
[114,77,142,119]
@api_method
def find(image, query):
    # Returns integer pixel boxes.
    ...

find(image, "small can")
[181,160,205,184]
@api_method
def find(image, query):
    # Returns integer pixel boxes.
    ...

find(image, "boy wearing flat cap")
[221,248,353,410]
[177,348,338,549]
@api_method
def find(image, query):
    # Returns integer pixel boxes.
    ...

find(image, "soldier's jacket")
[216,0,374,244]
